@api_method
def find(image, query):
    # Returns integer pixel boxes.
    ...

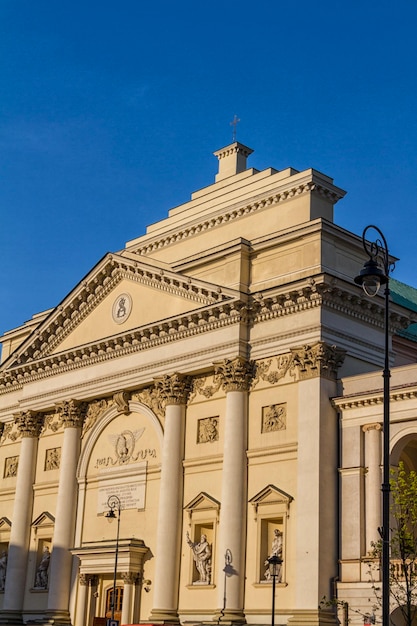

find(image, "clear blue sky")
[1,1,417,336]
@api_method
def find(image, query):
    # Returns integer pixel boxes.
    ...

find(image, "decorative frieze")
[214,356,254,392]
[154,373,192,406]
[56,400,88,428]
[291,342,346,380]
[254,356,295,387]
[14,410,44,438]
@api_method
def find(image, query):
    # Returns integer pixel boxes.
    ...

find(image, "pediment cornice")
[3,253,234,369]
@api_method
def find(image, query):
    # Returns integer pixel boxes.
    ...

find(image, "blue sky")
[1,1,417,336]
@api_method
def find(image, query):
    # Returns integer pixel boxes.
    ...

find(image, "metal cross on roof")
[230,115,240,142]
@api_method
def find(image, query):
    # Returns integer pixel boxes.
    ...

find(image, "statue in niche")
[264,528,283,582]
[0,551,7,591]
[34,546,50,589]
[186,532,212,584]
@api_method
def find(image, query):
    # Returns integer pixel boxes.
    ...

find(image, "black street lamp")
[354,225,392,626]
[267,554,282,626]
[106,495,122,623]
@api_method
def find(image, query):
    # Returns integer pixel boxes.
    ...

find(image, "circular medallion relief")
[112,293,132,324]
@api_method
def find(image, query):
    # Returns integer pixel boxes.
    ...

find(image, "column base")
[287,609,339,626]
[212,608,246,624]
[148,609,181,624]
[0,611,25,625]
[27,609,72,625]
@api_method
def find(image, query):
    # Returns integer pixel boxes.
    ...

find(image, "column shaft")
[151,402,185,622]
[3,436,38,613]
[363,424,382,552]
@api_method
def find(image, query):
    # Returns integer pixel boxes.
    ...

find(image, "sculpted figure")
[0,551,7,591]
[35,546,50,589]
[186,532,212,584]
[264,528,283,581]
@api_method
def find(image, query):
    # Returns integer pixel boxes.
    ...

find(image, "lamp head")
[105,508,117,521]
[354,258,388,297]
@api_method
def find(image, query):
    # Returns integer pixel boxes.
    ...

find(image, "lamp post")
[354,225,392,626]
[106,494,122,623]
[267,554,282,626]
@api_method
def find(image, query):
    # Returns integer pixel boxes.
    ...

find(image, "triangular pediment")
[0,517,12,530]
[32,511,55,527]
[184,492,221,513]
[249,484,293,510]
[2,252,240,370]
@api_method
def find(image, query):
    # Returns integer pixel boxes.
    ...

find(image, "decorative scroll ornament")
[214,356,254,392]
[82,399,109,437]
[291,341,346,380]
[134,387,164,420]
[14,410,44,438]
[56,399,88,428]
[113,390,131,415]
[153,373,193,406]
[254,355,295,387]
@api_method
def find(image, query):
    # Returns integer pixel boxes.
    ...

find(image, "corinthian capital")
[14,411,44,438]
[154,373,192,405]
[214,356,254,392]
[56,399,88,428]
[291,342,346,380]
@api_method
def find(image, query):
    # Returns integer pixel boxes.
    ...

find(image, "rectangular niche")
[187,522,214,586]
[260,518,284,584]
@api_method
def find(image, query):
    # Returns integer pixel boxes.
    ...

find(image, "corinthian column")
[363,423,382,552]
[1,411,44,625]
[45,400,87,625]
[150,373,192,624]
[214,357,252,624]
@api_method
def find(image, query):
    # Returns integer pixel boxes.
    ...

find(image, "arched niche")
[391,429,417,471]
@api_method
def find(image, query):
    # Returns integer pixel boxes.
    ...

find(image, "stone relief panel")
[197,417,219,443]
[262,404,286,433]
[4,455,18,478]
[45,447,61,471]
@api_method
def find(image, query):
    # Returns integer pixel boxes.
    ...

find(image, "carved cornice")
[214,356,255,392]
[333,382,417,411]
[131,183,345,257]
[291,342,346,380]
[14,410,44,438]
[56,399,88,428]
[154,373,193,405]
[0,301,246,394]
[9,255,232,368]
[0,277,412,396]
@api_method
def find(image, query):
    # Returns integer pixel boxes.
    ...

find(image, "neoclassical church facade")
[1,142,417,626]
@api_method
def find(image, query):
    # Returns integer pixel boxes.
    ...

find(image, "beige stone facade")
[0,142,416,626]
